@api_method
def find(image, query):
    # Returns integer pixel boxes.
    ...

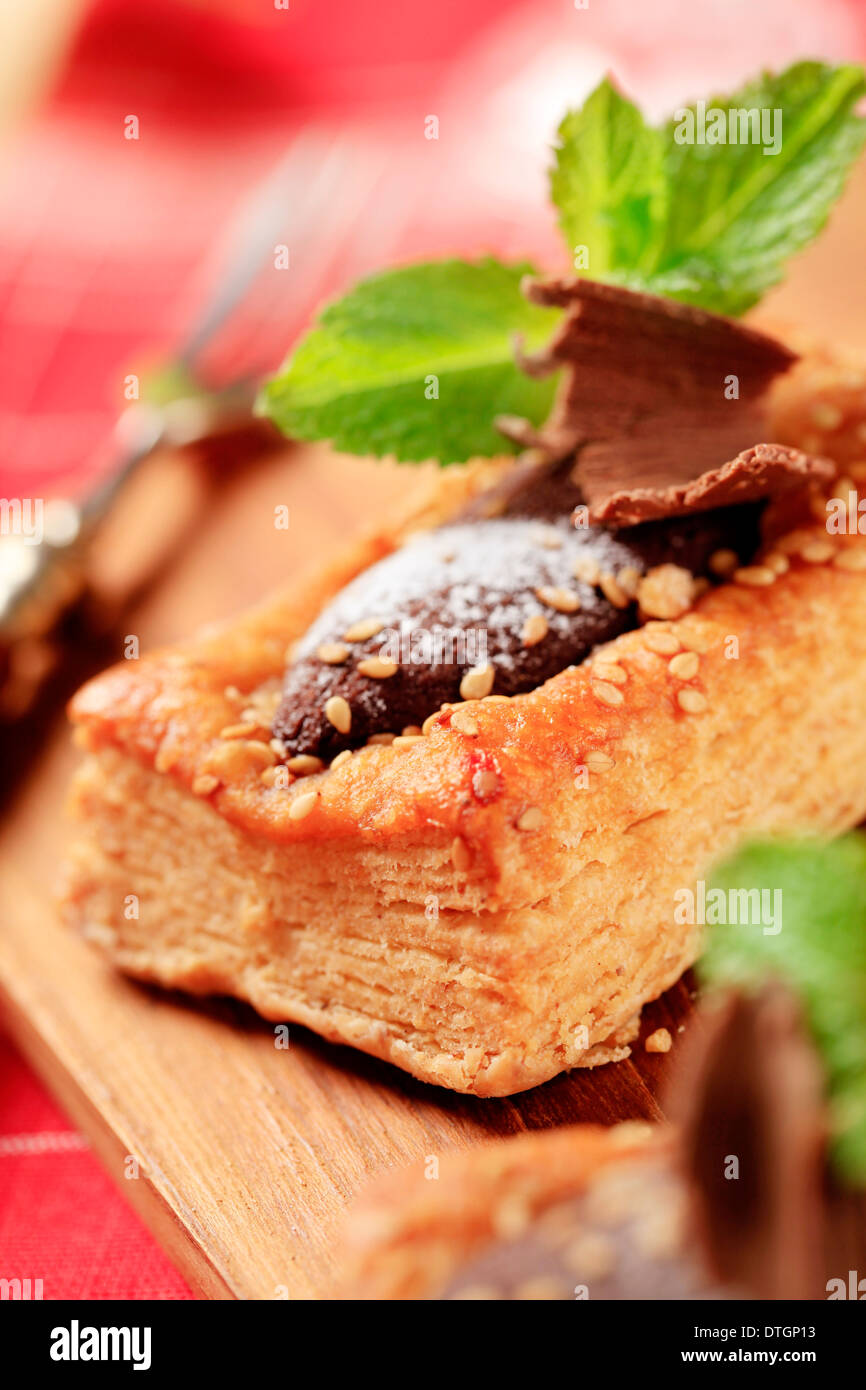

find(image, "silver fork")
[0,126,409,701]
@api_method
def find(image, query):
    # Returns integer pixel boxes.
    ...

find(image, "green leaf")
[550,78,667,277]
[257,258,560,463]
[699,836,866,1186]
[550,62,866,316]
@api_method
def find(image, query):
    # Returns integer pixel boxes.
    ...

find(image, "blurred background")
[0,0,865,1300]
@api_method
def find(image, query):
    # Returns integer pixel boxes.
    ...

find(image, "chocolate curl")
[516,276,833,526]
[666,985,827,1300]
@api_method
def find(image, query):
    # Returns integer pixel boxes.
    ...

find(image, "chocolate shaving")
[514,276,832,525]
[667,985,827,1300]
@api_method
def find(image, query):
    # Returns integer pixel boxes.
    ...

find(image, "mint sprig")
[552,62,866,315]
[699,836,866,1186]
[261,62,866,459]
[257,258,559,464]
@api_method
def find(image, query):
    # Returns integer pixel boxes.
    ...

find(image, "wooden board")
[1,165,865,1299]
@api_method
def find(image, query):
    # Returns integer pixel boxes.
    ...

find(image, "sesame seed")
[460,664,495,700]
[763,552,790,575]
[472,767,501,800]
[393,734,425,748]
[709,548,738,577]
[642,626,680,656]
[219,722,258,740]
[677,688,707,714]
[324,695,352,734]
[421,712,441,736]
[450,710,479,736]
[645,1027,672,1054]
[734,565,776,587]
[530,525,563,549]
[776,528,816,555]
[521,613,548,646]
[585,751,615,772]
[572,553,601,586]
[617,566,641,598]
[259,766,282,788]
[535,584,581,613]
[367,732,396,745]
[800,540,834,564]
[286,754,324,776]
[192,774,219,796]
[482,694,511,703]
[834,549,866,571]
[316,642,349,665]
[269,737,287,758]
[599,572,630,608]
[592,680,624,708]
[358,656,398,679]
[668,651,699,680]
[343,616,386,642]
[289,790,318,820]
[451,837,472,873]
[592,662,627,686]
[636,565,696,619]
[330,750,352,770]
[513,1277,569,1301]
[517,806,543,831]
[223,685,243,703]
[402,724,422,737]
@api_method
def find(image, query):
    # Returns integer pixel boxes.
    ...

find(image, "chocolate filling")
[273,462,762,759]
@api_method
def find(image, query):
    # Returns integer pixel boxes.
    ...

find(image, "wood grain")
[1,161,864,1299]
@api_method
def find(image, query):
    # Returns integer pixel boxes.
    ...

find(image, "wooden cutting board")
[1,164,864,1299]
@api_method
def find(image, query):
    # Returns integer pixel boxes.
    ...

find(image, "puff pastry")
[65,352,866,1096]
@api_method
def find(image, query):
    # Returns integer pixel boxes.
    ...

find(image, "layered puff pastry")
[65,353,866,1097]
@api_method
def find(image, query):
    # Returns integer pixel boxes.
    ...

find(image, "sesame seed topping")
[535,584,581,613]
[450,710,479,736]
[316,642,350,665]
[324,695,352,734]
[592,662,627,686]
[599,571,630,609]
[367,732,396,745]
[343,616,386,643]
[259,766,283,788]
[733,565,776,587]
[289,790,318,821]
[421,712,442,736]
[402,724,422,736]
[530,525,563,549]
[636,564,696,620]
[763,552,790,575]
[286,754,324,776]
[617,566,641,598]
[521,613,548,646]
[192,774,219,797]
[357,656,398,679]
[642,626,680,656]
[472,767,501,800]
[645,1027,673,1054]
[585,751,615,772]
[269,737,288,758]
[330,750,352,770]
[451,837,472,872]
[834,549,866,571]
[709,548,738,577]
[591,680,625,708]
[572,553,601,586]
[219,722,258,740]
[460,664,495,700]
[517,806,544,831]
[668,651,699,680]
[677,688,707,714]
[800,540,834,564]
[393,734,425,748]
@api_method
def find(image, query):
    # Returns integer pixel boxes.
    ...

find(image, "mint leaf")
[257,259,560,463]
[699,836,866,1186]
[551,78,667,278]
[551,62,866,316]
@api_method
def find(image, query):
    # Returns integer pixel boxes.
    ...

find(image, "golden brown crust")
[65,361,866,1096]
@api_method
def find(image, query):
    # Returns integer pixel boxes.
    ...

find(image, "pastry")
[342,835,866,1297]
[64,65,866,1096]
